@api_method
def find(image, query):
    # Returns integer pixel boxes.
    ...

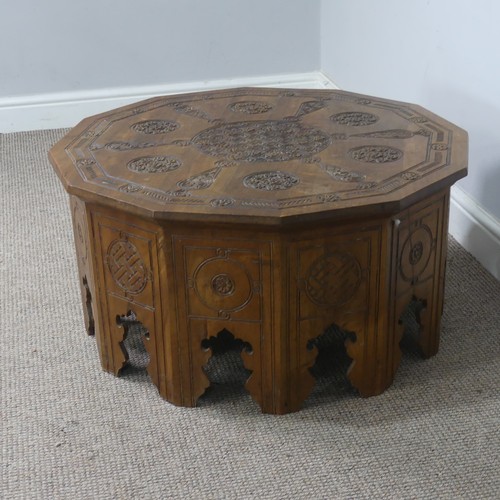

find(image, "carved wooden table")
[49,87,467,414]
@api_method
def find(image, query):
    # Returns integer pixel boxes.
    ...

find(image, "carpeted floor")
[1,129,499,499]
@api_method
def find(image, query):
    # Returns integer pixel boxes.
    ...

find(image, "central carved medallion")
[191,120,331,162]
[211,274,235,296]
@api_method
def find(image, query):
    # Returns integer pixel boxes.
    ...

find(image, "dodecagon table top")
[49,87,468,225]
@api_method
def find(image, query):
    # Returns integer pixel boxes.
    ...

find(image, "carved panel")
[289,225,386,403]
[391,190,450,358]
[179,242,265,322]
[95,217,155,308]
[90,210,166,393]
[172,235,272,409]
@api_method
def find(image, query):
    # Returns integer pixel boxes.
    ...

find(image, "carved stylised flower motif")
[211,274,235,296]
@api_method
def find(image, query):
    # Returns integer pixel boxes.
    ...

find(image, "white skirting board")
[0,71,337,133]
[449,186,500,281]
[1,71,498,280]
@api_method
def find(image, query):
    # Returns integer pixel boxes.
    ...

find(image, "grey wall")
[0,0,320,97]
[321,0,500,220]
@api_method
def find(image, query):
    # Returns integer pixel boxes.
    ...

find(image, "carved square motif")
[294,233,376,320]
[95,217,155,308]
[177,240,267,322]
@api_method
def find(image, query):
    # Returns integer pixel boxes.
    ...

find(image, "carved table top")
[49,87,468,225]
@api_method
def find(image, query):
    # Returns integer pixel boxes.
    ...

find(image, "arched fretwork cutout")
[399,297,427,356]
[82,276,95,336]
[201,329,253,388]
[115,310,151,373]
[307,323,356,392]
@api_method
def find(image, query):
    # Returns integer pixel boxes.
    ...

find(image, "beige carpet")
[1,129,499,499]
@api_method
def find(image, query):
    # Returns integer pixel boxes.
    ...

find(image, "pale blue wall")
[320,0,500,220]
[0,0,320,97]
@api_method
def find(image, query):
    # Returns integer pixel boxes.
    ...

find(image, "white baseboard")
[449,186,500,280]
[0,71,337,133]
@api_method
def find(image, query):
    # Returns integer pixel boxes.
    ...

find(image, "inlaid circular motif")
[131,120,179,134]
[348,145,403,163]
[243,171,299,191]
[399,225,433,282]
[330,112,379,127]
[211,274,235,296]
[229,101,273,114]
[193,258,252,312]
[107,239,147,294]
[305,252,362,307]
[191,120,331,162]
[127,156,182,173]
